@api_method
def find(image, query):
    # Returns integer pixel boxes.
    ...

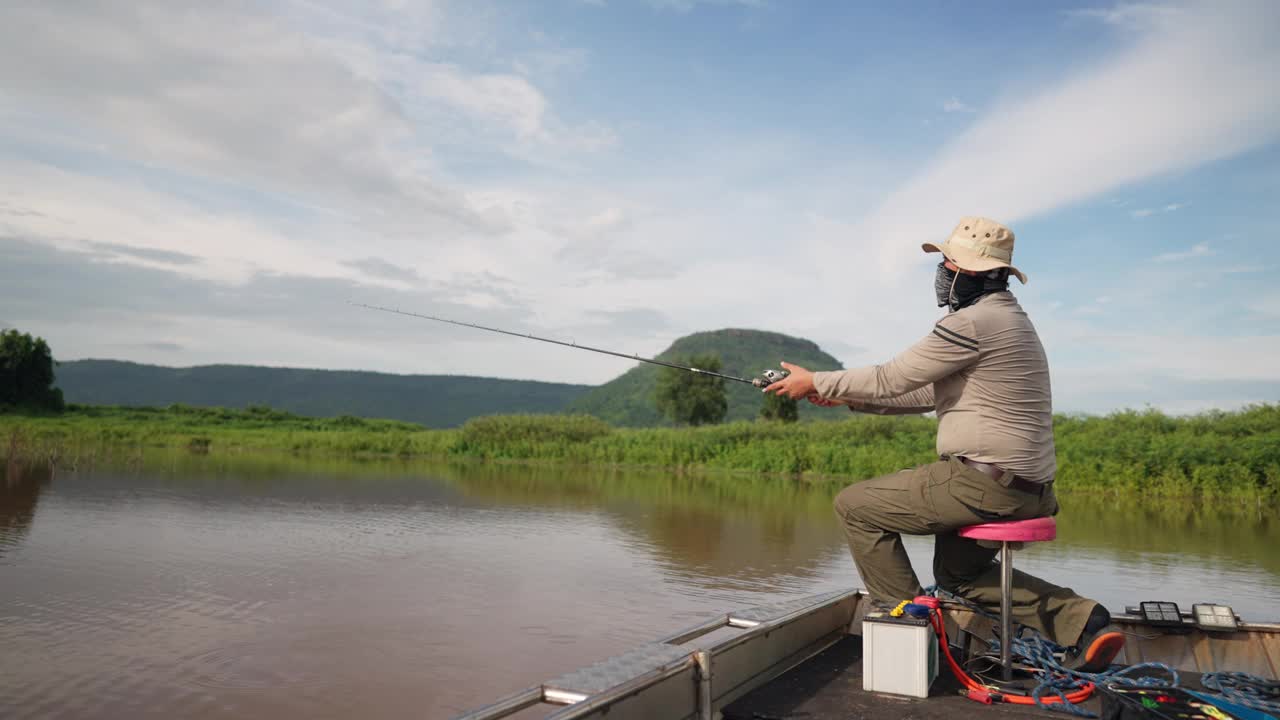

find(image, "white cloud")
[1154,241,1213,263]
[1248,294,1280,319]
[835,0,1280,277]
[0,1,504,237]
[0,0,613,242]
[647,0,765,11]
[0,162,351,284]
[0,0,632,340]
[555,206,629,244]
[1130,202,1184,218]
[512,41,590,80]
[1087,334,1280,383]
[417,63,551,139]
[1074,296,1114,316]
[1051,365,1280,415]
[1065,2,1184,28]
[942,97,975,113]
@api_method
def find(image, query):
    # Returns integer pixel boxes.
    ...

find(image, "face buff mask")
[934,261,1009,311]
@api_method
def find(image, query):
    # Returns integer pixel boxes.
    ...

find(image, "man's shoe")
[1065,604,1125,673]
[1066,632,1125,673]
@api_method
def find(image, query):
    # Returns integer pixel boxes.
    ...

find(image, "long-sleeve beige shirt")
[812,291,1056,484]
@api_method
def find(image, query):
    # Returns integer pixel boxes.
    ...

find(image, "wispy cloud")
[0,0,616,246]
[1132,202,1185,218]
[512,34,591,79]
[0,1,500,237]
[1250,294,1280,319]
[647,0,765,11]
[1088,333,1280,383]
[342,257,421,285]
[838,1,1280,275]
[1065,2,1184,28]
[1154,241,1214,263]
[942,97,975,113]
[88,242,199,266]
[1076,295,1114,315]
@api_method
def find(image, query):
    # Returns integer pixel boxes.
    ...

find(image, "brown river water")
[1,454,1278,719]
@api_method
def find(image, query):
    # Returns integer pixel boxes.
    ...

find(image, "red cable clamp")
[961,688,994,704]
[913,595,940,609]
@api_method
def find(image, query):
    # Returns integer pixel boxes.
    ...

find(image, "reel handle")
[752,368,790,387]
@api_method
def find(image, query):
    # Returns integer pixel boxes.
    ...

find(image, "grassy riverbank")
[2,403,1277,501]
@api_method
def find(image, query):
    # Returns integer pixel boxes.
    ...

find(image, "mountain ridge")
[569,328,845,426]
[53,328,848,427]
[55,359,591,429]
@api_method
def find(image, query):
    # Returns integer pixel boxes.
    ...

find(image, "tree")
[654,353,728,426]
[760,391,799,423]
[0,329,65,412]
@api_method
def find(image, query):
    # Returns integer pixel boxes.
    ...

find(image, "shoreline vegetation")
[2,403,1277,503]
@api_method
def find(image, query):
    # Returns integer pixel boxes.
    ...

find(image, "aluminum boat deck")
[719,633,1225,719]
[453,589,1280,720]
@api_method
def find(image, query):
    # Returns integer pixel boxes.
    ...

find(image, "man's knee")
[833,481,870,523]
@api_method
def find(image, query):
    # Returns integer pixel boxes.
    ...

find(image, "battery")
[862,614,939,699]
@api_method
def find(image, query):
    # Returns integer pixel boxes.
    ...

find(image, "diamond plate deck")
[729,589,853,624]
[545,643,692,695]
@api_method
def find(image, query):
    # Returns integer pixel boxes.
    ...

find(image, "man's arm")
[845,385,935,415]
[812,313,979,403]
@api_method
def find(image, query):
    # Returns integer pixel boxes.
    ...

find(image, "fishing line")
[350,302,789,388]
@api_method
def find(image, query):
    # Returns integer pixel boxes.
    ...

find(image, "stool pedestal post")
[999,541,1013,681]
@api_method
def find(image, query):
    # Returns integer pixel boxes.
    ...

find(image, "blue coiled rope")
[925,587,1179,717]
[1200,671,1280,716]
[1003,624,1179,717]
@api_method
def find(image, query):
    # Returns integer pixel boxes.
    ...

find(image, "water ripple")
[1,460,1277,720]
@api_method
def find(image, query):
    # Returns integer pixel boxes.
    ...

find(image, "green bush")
[1,403,1276,502]
[458,414,612,458]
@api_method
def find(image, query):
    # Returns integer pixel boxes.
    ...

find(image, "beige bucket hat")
[922,216,1027,284]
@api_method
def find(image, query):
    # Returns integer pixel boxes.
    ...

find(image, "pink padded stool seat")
[957,516,1057,543]
[956,516,1057,681]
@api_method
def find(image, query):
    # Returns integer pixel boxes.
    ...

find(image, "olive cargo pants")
[833,456,1097,646]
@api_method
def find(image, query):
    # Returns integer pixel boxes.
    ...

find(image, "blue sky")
[1,0,1278,413]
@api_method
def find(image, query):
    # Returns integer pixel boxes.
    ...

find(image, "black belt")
[952,456,1049,495]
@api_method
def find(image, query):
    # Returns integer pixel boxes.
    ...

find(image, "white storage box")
[861,614,938,698]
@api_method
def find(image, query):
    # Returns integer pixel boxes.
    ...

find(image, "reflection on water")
[437,462,845,601]
[0,459,49,558]
[0,453,1276,720]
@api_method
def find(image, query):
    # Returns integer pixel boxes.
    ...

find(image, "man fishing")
[763,216,1122,672]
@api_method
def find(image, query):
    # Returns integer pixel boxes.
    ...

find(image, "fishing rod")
[350,302,789,388]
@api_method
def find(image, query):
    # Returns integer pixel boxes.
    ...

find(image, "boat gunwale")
[453,589,1280,719]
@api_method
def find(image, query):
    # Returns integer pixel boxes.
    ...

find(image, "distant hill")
[54,329,848,428]
[55,360,590,429]
[569,329,845,426]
